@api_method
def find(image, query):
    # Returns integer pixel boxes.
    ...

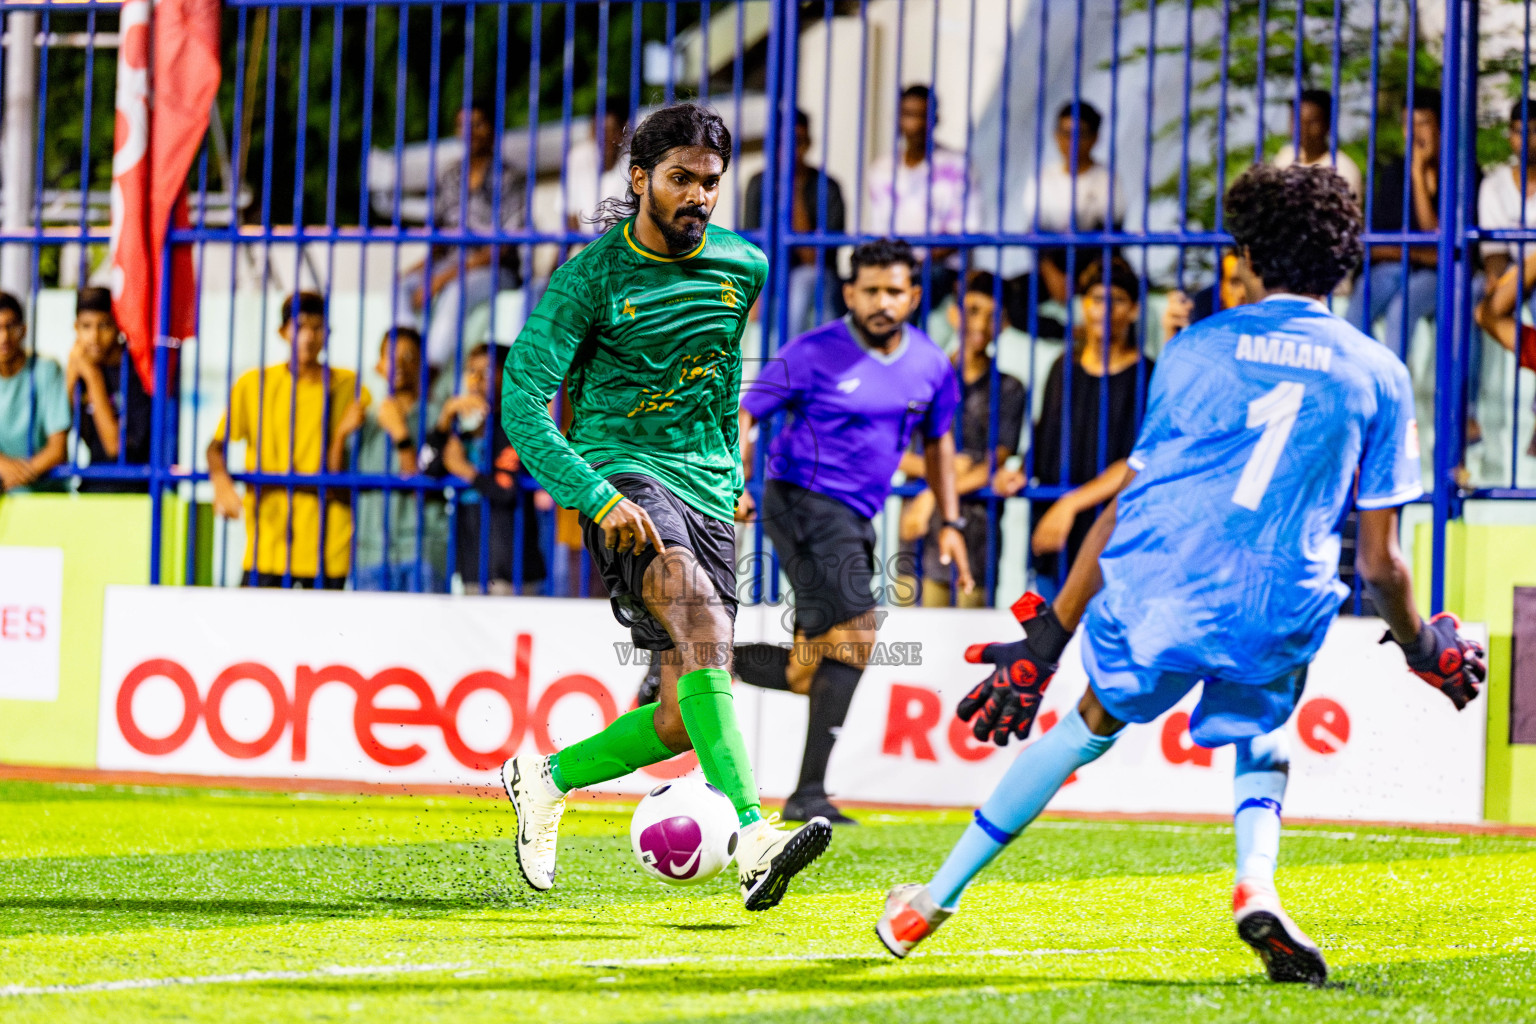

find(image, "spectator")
[436,342,547,595]
[1347,87,1444,356]
[865,84,976,300]
[899,272,1026,607]
[1009,101,1127,336]
[1027,257,1153,592]
[354,326,449,592]
[1192,250,1247,323]
[744,109,847,335]
[66,287,151,493]
[1474,252,1536,457]
[208,292,370,589]
[1478,98,1536,286]
[565,96,632,231]
[1161,249,1250,340]
[1274,89,1364,200]
[0,292,68,494]
[399,104,526,369]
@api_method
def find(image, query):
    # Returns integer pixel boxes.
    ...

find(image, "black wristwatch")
[941,517,969,533]
[394,436,415,452]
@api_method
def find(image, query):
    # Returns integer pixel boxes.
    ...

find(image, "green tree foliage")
[1119,1,1438,236]
[1122,1,1536,242]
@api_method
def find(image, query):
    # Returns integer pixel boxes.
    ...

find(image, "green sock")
[676,668,764,827]
[549,705,675,793]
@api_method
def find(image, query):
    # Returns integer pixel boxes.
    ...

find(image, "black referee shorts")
[579,473,738,652]
[761,478,878,637]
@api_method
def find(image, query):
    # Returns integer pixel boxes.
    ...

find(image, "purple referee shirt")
[740,317,960,519]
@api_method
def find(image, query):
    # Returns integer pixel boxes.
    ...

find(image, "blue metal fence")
[0,0,1532,612]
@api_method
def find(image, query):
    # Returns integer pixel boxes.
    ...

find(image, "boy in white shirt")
[1274,89,1363,201]
[1477,98,1536,285]
[1008,101,1126,337]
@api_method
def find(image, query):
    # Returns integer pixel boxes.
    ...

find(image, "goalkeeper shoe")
[736,813,832,911]
[502,753,566,892]
[875,883,951,959]
[1233,879,1328,984]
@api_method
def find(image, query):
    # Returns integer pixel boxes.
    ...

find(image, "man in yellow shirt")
[208,292,370,588]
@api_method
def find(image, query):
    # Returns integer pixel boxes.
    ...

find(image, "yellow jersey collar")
[623,220,708,263]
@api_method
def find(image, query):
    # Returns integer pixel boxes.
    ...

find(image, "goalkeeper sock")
[928,706,1116,909]
[733,643,793,690]
[677,667,764,827]
[548,705,674,793]
[1233,731,1289,888]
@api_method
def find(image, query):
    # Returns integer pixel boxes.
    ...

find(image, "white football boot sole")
[736,814,832,911]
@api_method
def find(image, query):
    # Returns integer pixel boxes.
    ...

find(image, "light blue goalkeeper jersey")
[1084,294,1422,684]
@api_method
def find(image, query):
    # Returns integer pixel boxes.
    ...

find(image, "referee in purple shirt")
[735,238,974,824]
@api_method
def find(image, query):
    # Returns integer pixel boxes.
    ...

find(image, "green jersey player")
[499,103,832,910]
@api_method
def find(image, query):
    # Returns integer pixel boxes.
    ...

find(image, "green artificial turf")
[1,779,1534,1022]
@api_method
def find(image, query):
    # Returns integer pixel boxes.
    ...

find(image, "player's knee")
[1078,688,1126,737]
[785,658,815,695]
[642,551,731,649]
[1235,729,1291,775]
[641,549,696,608]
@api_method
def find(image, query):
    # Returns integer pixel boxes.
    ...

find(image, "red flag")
[110,0,221,394]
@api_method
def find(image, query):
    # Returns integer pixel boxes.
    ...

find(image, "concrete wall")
[1416,517,1536,823]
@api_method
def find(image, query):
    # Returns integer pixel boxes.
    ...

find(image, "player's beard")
[850,309,902,350]
[645,191,709,253]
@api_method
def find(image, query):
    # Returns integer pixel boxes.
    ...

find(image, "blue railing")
[0,0,1530,612]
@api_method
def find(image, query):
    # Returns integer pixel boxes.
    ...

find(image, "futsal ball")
[630,777,739,885]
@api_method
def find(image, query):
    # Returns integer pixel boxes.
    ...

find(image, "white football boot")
[875,883,952,959]
[735,813,833,911]
[502,753,566,892]
[1233,878,1328,984]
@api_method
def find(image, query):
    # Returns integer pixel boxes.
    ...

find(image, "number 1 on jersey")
[1232,381,1305,510]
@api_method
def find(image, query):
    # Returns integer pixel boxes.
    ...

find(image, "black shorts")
[761,479,879,637]
[579,473,738,652]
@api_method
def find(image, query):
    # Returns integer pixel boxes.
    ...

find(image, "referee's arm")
[923,431,975,592]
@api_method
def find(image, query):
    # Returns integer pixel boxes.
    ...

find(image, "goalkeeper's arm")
[1048,465,1136,630]
[955,465,1135,746]
[1357,506,1486,709]
[1044,475,1130,632]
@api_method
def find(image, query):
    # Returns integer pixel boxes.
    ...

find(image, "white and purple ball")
[630,777,739,886]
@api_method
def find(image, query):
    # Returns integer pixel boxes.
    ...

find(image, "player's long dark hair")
[1224,163,1363,296]
[592,103,733,230]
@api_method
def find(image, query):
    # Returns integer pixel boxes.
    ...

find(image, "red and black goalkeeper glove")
[956,593,1073,746]
[1382,612,1487,711]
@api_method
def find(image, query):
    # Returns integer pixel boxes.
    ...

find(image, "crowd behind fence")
[0,0,1533,615]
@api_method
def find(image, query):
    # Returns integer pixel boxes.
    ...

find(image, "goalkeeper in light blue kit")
[875,164,1487,983]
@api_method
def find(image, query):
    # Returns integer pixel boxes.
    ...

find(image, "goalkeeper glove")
[1382,612,1487,711]
[956,592,1072,746]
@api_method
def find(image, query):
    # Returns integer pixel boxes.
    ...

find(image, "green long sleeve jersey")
[501,218,769,523]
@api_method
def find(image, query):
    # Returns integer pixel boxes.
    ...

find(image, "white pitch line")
[2,948,1161,997]
[0,961,473,998]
